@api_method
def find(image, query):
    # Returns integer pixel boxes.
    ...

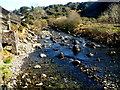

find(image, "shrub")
[49,11,81,31]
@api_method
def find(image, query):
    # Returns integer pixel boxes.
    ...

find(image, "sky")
[0,0,98,10]
[0,0,119,10]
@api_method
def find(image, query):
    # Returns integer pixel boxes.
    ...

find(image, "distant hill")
[13,2,118,18]
[66,2,113,18]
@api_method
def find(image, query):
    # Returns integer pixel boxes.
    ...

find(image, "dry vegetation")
[48,11,81,31]
[0,50,14,81]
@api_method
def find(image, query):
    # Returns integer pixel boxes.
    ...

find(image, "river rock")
[108,51,116,56]
[60,36,65,40]
[72,60,81,67]
[36,82,43,86]
[33,43,41,49]
[72,45,81,55]
[41,74,47,79]
[58,52,64,58]
[87,53,94,57]
[53,49,59,51]
[96,58,101,62]
[85,43,96,49]
[50,37,57,43]
[39,30,52,39]
[72,39,79,44]
[40,53,47,58]
[34,65,41,69]
[44,40,48,43]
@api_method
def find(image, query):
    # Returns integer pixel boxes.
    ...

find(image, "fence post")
[0,6,3,52]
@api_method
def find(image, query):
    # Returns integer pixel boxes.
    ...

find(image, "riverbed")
[7,29,120,89]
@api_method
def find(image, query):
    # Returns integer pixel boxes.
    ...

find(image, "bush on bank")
[48,11,81,32]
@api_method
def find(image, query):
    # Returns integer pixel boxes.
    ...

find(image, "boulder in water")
[40,53,47,58]
[72,60,81,67]
[72,45,81,55]
[87,53,94,57]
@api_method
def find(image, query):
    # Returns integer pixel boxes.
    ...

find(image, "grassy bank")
[73,23,120,47]
[49,15,120,47]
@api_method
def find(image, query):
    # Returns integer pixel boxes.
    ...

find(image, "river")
[8,29,120,89]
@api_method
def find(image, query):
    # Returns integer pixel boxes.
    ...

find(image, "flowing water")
[10,30,120,89]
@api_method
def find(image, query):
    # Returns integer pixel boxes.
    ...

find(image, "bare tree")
[100,3,120,24]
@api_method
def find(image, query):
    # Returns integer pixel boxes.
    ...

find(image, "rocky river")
[3,27,120,89]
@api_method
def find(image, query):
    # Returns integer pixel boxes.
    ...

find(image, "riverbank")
[68,23,120,48]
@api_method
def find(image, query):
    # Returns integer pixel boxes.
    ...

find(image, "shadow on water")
[9,30,120,89]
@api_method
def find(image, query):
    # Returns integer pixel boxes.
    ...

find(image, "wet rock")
[79,41,83,43]
[26,78,31,84]
[42,44,47,48]
[87,53,94,57]
[85,43,96,49]
[42,49,48,52]
[58,52,64,59]
[39,30,52,39]
[41,74,47,79]
[63,40,69,43]
[72,39,79,44]
[34,65,41,69]
[52,40,57,43]
[96,58,101,62]
[60,43,69,46]
[72,60,81,67]
[53,49,59,51]
[50,36,56,43]
[33,43,41,49]
[108,51,116,56]
[36,82,43,86]
[40,53,47,58]
[91,67,100,72]
[72,45,81,55]
[60,36,65,40]
[44,40,48,43]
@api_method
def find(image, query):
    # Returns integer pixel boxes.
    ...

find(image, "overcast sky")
[0,0,119,10]
[0,0,98,10]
